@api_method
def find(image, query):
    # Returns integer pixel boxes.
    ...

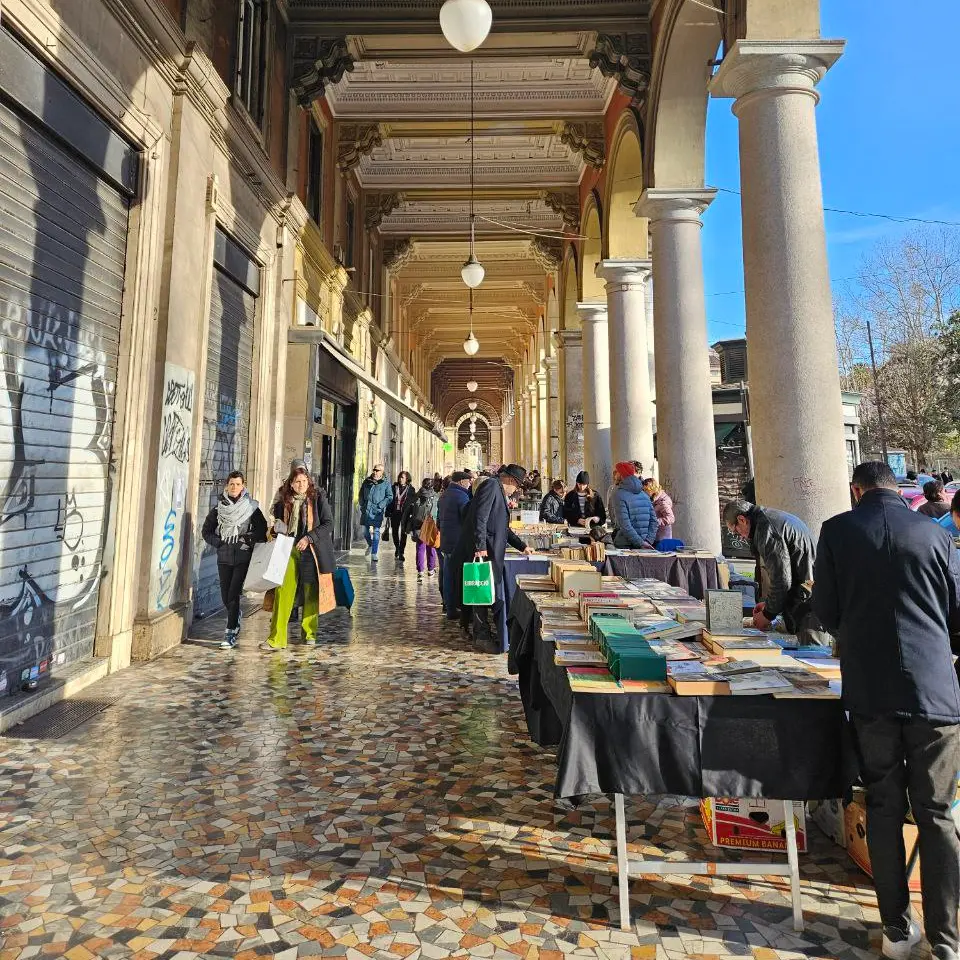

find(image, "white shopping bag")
[243,535,294,592]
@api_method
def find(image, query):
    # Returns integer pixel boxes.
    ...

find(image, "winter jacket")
[201,496,268,566]
[563,489,606,527]
[272,491,336,582]
[359,476,393,526]
[813,488,960,723]
[610,475,658,548]
[918,499,951,520]
[747,504,817,623]
[402,485,439,540]
[438,484,471,555]
[387,482,414,519]
[539,491,565,525]
[651,490,676,542]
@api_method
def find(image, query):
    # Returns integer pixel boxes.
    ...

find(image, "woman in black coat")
[563,471,606,528]
[263,462,335,650]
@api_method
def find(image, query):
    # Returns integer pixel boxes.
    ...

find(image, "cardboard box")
[844,800,921,892]
[810,798,846,849]
[559,568,603,599]
[701,798,808,852]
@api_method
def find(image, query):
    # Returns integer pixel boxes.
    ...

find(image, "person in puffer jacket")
[610,461,658,549]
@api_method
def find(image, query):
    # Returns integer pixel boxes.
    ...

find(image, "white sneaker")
[417,572,424,582]
[371,554,379,563]
[882,922,921,960]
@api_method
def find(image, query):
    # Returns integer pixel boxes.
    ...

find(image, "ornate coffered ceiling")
[377,196,564,236]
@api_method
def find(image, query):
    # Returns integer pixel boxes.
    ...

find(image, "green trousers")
[267,554,319,648]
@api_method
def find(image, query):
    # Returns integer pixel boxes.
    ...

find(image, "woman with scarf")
[387,470,414,561]
[201,470,268,648]
[264,460,336,650]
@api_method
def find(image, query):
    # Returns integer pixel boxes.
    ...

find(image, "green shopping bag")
[462,558,496,606]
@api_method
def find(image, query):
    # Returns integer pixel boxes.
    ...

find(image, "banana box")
[700,797,807,852]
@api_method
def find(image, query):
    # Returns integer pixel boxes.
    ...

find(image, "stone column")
[645,274,656,441]
[596,260,655,471]
[711,40,849,537]
[527,380,539,474]
[517,393,527,467]
[545,357,561,480]
[555,330,583,486]
[577,302,613,497]
[636,189,721,553]
[536,371,550,481]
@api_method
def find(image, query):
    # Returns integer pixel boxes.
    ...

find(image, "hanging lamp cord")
[470,58,475,250]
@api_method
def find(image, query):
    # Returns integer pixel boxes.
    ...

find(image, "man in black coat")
[722,498,830,644]
[453,464,532,654]
[813,461,960,960]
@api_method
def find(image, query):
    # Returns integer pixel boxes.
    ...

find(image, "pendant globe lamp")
[466,380,479,393]
[463,288,480,356]
[440,0,492,53]
[460,60,485,289]
[468,401,478,410]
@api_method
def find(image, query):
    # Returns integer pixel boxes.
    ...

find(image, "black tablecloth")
[602,553,720,600]
[508,588,855,802]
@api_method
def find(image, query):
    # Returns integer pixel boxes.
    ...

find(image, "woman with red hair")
[263,460,335,650]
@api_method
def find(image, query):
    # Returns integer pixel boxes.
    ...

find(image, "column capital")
[596,258,651,289]
[544,355,559,372]
[635,188,716,225]
[535,370,548,385]
[576,301,608,326]
[554,329,582,350]
[710,40,844,106]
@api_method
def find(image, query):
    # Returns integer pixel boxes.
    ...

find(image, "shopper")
[387,470,414,560]
[563,471,606,528]
[453,464,532,653]
[610,461,658,549]
[813,461,960,960]
[525,470,543,493]
[722,497,832,645]
[642,478,675,543]
[201,470,268,648]
[539,480,566,524]
[263,462,335,650]
[918,479,951,519]
[917,465,936,487]
[404,477,440,581]
[606,460,644,521]
[438,471,473,620]
[358,464,392,562]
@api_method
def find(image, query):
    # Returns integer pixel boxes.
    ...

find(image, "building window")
[345,197,356,268]
[306,121,323,224]
[236,0,268,124]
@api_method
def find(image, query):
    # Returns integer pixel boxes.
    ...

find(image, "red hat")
[615,461,636,478]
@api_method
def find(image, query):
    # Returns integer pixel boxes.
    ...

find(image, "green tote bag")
[462,559,496,606]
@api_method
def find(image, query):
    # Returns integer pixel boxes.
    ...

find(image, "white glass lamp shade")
[466,380,479,393]
[463,331,481,356]
[468,401,478,410]
[439,0,493,53]
[461,254,485,289]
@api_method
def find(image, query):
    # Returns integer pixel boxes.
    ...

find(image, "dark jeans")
[390,515,407,557]
[217,560,250,630]
[852,714,960,951]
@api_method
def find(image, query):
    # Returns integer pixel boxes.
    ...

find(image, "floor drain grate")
[3,696,123,740]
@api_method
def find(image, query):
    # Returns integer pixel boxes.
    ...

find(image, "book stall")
[506,557,854,933]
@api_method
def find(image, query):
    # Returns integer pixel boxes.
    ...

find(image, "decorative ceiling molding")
[559,121,605,169]
[291,37,354,107]
[539,190,581,231]
[383,238,415,272]
[338,123,384,172]
[364,191,405,229]
[401,283,425,308]
[378,196,563,235]
[531,237,563,271]
[521,281,546,306]
[588,32,652,103]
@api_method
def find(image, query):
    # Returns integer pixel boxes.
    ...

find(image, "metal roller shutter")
[0,98,130,684]
[193,243,257,618]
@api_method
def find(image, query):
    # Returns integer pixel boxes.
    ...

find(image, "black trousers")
[390,515,407,557]
[459,598,504,645]
[217,561,250,630]
[852,714,960,950]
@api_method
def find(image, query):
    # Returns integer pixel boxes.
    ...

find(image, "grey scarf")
[217,490,257,543]
[289,492,307,535]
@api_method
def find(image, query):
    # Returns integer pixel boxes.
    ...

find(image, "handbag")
[462,558,496,606]
[317,573,336,616]
[262,588,275,612]
[419,516,441,550]
[383,522,390,543]
[243,535,294,592]
[334,567,355,608]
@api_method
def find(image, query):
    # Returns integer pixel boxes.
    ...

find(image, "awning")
[309,331,447,441]
[714,422,740,446]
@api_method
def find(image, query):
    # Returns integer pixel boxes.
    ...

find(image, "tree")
[835,227,960,465]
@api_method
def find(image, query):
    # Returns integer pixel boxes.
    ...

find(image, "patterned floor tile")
[0,554,929,958]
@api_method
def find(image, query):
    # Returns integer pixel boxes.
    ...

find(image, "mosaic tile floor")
[0,553,922,959]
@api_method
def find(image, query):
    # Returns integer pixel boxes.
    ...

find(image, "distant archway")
[605,111,648,260]
[580,198,604,301]
[561,247,579,330]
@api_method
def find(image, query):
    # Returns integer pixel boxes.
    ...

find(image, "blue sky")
[702,0,960,343]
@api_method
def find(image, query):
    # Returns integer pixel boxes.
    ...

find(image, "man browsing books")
[813,460,960,960]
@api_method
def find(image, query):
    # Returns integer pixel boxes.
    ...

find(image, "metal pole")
[866,321,889,464]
